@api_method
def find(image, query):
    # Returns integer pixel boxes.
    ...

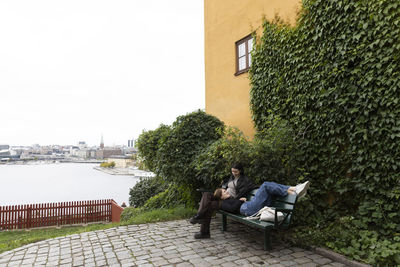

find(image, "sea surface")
[0,163,139,206]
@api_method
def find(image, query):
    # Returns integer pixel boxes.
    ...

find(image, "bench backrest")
[246,188,297,229]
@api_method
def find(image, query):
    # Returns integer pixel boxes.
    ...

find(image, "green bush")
[193,121,300,188]
[156,110,224,189]
[289,218,400,266]
[100,162,115,168]
[143,183,195,210]
[249,0,400,264]
[128,176,167,207]
[193,127,252,188]
[120,206,196,224]
[250,0,400,232]
[135,124,171,171]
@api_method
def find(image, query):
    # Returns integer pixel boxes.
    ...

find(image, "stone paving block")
[294,257,312,264]
[168,257,183,264]
[314,257,332,265]
[175,262,194,267]
[247,255,263,262]
[152,259,169,266]
[280,260,298,266]
[221,262,239,267]
[297,263,318,267]
[330,262,346,267]
[0,219,357,267]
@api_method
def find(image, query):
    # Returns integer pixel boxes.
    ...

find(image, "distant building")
[78,141,87,149]
[0,145,10,150]
[127,139,135,147]
[107,155,134,168]
[95,149,122,159]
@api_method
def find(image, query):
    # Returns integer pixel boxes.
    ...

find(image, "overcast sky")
[0,0,205,147]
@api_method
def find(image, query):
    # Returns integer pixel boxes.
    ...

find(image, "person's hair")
[214,188,224,200]
[231,162,244,175]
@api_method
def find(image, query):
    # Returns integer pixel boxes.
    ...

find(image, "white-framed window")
[235,34,254,75]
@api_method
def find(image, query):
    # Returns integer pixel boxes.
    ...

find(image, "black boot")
[194,231,210,239]
[189,214,205,225]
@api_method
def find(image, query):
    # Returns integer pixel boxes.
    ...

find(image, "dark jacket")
[220,198,244,214]
[222,175,256,200]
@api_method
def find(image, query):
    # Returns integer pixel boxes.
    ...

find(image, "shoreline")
[94,166,155,178]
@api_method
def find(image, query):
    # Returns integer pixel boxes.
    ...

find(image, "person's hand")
[239,197,247,202]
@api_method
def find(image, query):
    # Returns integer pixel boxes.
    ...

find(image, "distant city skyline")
[0,0,205,147]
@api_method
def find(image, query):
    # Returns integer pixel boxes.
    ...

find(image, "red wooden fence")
[0,199,123,230]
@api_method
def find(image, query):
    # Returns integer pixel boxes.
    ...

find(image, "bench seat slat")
[217,210,275,229]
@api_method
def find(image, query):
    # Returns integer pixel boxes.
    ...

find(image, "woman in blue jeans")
[214,180,310,216]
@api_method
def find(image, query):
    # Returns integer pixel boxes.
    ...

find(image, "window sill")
[234,68,249,76]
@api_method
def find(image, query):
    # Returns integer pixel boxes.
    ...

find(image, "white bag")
[259,207,284,222]
[244,206,270,220]
[244,206,284,223]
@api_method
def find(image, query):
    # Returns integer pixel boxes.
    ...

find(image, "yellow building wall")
[205,0,300,138]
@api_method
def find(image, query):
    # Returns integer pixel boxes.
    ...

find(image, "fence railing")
[0,199,124,230]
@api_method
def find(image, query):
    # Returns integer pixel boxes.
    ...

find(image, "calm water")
[0,163,139,206]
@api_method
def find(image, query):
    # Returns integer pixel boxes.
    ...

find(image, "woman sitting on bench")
[214,180,310,216]
[189,163,256,239]
[189,162,310,239]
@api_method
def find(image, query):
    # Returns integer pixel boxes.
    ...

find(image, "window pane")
[239,56,246,70]
[248,53,252,66]
[238,43,246,57]
[248,38,253,52]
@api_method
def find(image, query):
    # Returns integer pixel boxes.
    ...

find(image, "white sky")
[0,0,205,147]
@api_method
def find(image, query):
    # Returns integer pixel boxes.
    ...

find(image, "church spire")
[100,134,104,149]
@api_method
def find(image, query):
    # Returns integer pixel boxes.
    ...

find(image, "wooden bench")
[216,188,298,250]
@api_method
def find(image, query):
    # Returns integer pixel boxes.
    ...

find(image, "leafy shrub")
[128,176,167,207]
[156,110,224,188]
[120,206,196,224]
[135,124,171,171]
[250,0,400,240]
[143,183,195,210]
[100,162,115,168]
[249,0,400,264]
[289,218,400,266]
[194,121,300,188]
[193,127,252,188]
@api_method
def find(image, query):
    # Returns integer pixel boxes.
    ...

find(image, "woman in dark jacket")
[189,163,256,239]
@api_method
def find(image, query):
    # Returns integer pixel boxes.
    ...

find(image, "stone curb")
[312,247,373,267]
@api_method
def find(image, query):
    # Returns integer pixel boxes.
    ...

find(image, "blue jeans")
[239,182,289,216]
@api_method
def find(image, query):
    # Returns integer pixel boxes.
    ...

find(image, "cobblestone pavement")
[0,217,347,267]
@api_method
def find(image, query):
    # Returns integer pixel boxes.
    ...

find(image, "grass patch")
[120,205,196,225]
[0,206,195,254]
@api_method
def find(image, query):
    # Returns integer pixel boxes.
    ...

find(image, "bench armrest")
[274,207,294,212]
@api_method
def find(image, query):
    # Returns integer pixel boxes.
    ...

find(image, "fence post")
[110,200,124,223]
[27,205,32,228]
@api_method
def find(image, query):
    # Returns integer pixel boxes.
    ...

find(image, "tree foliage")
[135,124,171,171]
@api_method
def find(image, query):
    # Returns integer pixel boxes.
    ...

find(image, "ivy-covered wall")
[250,0,399,237]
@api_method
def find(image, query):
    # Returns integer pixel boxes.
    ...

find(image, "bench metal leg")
[222,214,227,231]
[264,230,271,250]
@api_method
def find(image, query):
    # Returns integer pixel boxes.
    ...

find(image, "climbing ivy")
[250,0,400,262]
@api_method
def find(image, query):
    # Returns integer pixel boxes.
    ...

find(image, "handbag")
[260,207,284,222]
[244,206,284,222]
[244,206,270,220]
